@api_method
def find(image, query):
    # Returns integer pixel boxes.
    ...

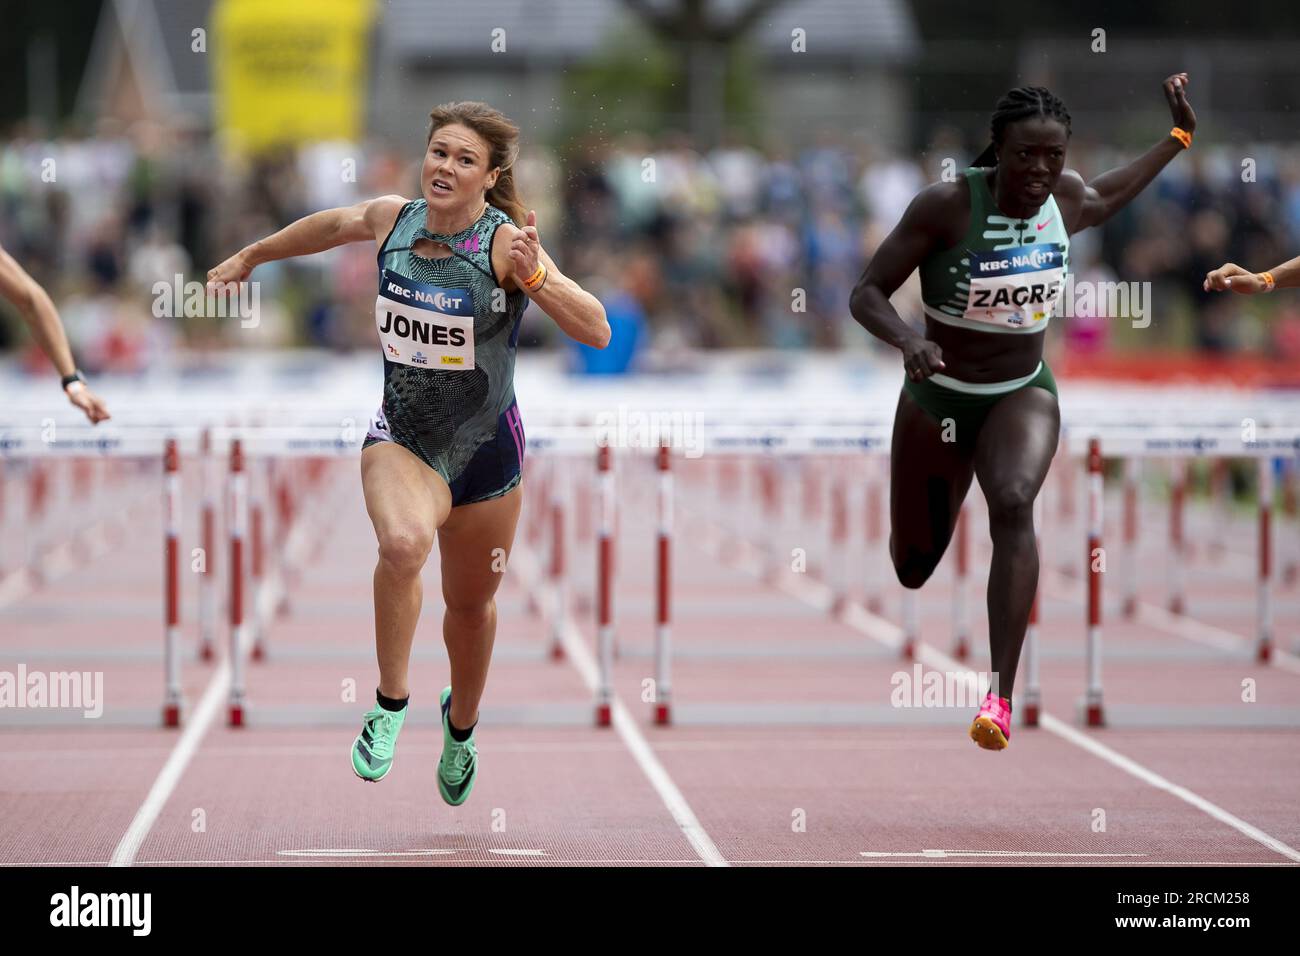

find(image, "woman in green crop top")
[849,76,1197,749]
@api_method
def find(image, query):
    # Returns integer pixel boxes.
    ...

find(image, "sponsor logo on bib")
[965,242,1065,328]
[375,270,476,369]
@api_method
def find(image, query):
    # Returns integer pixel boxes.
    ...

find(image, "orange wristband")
[1170,127,1192,149]
[523,264,546,292]
[1259,271,1276,292]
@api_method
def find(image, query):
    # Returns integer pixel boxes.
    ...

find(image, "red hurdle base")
[162,702,181,728]
[1085,700,1105,728]
[1022,698,1040,728]
[655,703,671,726]
[595,702,611,727]
[1257,642,1272,664]
[228,702,245,727]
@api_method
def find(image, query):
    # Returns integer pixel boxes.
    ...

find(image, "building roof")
[380,0,918,62]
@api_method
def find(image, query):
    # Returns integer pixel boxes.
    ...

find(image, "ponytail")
[972,143,998,168]
[485,155,526,226]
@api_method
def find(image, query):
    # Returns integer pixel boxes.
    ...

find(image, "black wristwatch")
[61,369,86,392]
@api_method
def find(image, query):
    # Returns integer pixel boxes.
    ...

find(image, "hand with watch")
[61,369,112,424]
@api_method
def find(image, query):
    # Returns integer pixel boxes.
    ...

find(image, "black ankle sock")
[376,689,409,713]
[448,718,476,742]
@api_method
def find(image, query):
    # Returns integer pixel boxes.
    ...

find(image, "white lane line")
[109,468,337,867]
[560,609,728,868]
[923,629,1300,864]
[700,521,1300,866]
[277,849,458,857]
[1039,712,1300,863]
[860,850,1146,858]
[513,547,728,868]
[1028,549,1300,676]
[109,658,230,867]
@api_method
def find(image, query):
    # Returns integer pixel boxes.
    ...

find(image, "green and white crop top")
[919,167,1070,335]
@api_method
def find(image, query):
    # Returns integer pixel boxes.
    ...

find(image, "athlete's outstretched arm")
[0,242,111,423]
[501,210,609,349]
[848,183,949,381]
[207,195,407,286]
[1204,254,1300,294]
[1055,73,1196,233]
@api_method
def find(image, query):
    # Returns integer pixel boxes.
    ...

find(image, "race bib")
[964,243,1065,329]
[375,270,475,369]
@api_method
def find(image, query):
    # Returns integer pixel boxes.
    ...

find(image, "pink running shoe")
[969,692,1011,750]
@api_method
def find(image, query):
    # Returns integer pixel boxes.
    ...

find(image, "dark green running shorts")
[901,361,1058,451]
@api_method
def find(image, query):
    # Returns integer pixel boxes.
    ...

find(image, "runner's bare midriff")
[924,316,1045,383]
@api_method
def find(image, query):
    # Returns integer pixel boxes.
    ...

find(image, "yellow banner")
[214,0,374,152]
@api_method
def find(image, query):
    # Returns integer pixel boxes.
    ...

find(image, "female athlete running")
[0,242,111,423]
[849,75,1196,750]
[208,102,609,803]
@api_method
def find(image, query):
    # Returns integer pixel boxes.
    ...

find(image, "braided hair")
[972,87,1072,168]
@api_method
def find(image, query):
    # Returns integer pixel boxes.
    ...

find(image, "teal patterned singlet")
[363,199,530,505]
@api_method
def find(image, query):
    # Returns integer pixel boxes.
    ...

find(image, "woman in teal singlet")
[208,102,610,803]
[849,76,1197,750]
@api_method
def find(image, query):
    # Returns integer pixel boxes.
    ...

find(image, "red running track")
[0,456,1298,867]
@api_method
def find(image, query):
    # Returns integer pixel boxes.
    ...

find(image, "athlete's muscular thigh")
[889,389,976,588]
[437,484,523,611]
[361,441,451,571]
[972,385,1059,517]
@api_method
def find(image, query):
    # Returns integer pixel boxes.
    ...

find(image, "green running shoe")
[437,686,478,806]
[351,702,407,782]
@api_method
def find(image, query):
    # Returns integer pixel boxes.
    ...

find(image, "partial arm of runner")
[1056,73,1196,232]
[848,183,949,381]
[503,211,609,349]
[1204,255,1300,294]
[0,243,111,423]
[208,195,407,285]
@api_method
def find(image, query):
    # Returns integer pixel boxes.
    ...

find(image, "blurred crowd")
[3,119,1300,376]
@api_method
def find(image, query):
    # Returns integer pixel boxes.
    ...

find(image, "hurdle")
[1058,426,1300,725]
[654,441,672,725]
[0,425,198,726]
[535,415,1300,733]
